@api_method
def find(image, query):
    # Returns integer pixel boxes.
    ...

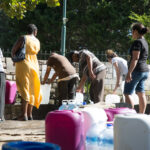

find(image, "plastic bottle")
[86,122,106,150]
[98,124,114,150]
[58,100,68,110]
[68,100,78,110]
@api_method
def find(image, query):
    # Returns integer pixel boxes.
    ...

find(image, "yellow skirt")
[15,60,42,108]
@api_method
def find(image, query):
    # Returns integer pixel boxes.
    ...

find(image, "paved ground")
[0,120,45,149]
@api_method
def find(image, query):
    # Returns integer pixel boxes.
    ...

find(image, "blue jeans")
[124,71,149,95]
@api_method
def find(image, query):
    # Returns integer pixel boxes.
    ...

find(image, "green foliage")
[0,0,60,19]
[1,0,150,59]
[129,12,150,43]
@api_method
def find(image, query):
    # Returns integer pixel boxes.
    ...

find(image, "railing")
[3,48,150,64]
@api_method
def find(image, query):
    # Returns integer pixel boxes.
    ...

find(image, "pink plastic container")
[45,110,85,150]
[5,80,17,104]
[104,107,137,121]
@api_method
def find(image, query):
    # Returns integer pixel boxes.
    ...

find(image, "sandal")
[12,116,28,121]
[28,116,33,120]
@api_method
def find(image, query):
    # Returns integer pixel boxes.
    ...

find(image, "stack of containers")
[81,107,108,149]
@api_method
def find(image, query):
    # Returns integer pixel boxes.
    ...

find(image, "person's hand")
[126,72,132,83]
[112,90,117,94]
[89,72,96,80]
[41,81,45,85]
[76,87,84,93]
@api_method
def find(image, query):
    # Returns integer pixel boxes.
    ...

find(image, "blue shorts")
[124,71,149,95]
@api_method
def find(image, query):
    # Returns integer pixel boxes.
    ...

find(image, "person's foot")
[12,116,28,121]
[28,116,33,120]
[0,118,4,123]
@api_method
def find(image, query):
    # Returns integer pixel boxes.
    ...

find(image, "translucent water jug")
[68,100,78,110]
[99,124,114,150]
[58,100,68,110]
[86,123,106,150]
[75,92,84,105]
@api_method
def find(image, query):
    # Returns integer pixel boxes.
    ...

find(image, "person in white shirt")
[0,48,6,122]
[106,49,128,94]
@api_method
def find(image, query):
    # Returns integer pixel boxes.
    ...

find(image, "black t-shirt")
[129,38,149,72]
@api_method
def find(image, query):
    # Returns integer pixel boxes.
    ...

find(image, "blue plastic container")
[2,141,61,150]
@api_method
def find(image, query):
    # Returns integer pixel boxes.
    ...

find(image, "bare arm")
[86,55,96,79]
[76,74,87,93]
[126,51,140,83]
[11,36,24,56]
[48,73,57,84]
[113,62,121,94]
[42,66,51,84]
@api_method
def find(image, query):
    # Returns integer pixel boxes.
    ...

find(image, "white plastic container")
[75,92,84,105]
[114,113,150,150]
[40,84,51,104]
[81,107,107,136]
[105,94,120,104]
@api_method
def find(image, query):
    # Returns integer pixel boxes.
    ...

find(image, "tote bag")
[12,36,26,62]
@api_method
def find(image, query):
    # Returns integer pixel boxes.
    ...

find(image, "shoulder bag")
[12,36,26,62]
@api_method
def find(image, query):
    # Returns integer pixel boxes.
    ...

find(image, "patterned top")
[78,50,106,77]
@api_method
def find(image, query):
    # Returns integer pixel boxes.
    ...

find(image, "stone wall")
[3,57,150,100]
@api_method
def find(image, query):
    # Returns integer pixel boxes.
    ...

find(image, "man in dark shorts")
[42,53,78,106]
[68,49,107,103]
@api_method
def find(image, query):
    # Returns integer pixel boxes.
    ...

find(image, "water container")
[81,107,107,137]
[105,94,120,104]
[104,107,136,121]
[86,123,106,150]
[68,100,78,110]
[40,84,51,104]
[99,124,114,150]
[58,100,68,110]
[114,113,150,150]
[45,110,85,150]
[75,92,84,105]
[2,141,60,150]
[5,80,17,104]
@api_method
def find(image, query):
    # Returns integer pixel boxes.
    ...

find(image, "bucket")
[2,141,60,150]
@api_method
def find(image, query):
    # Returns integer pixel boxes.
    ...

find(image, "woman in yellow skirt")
[12,24,42,121]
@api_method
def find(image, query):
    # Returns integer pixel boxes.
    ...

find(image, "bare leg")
[136,92,147,114]
[18,98,28,121]
[124,94,134,109]
[27,104,33,120]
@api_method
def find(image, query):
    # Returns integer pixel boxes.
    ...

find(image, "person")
[124,23,149,113]
[11,24,42,121]
[42,53,78,106]
[106,49,128,95]
[0,48,6,122]
[68,49,107,103]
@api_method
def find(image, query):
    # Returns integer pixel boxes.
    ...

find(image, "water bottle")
[58,100,68,110]
[86,123,106,150]
[68,100,78,110]
[99,124,114,150]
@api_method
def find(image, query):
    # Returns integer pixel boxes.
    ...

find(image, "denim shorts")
[124,71,149,95]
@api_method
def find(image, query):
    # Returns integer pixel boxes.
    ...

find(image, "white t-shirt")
[112,57,128,76]
[0,49,4,72]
